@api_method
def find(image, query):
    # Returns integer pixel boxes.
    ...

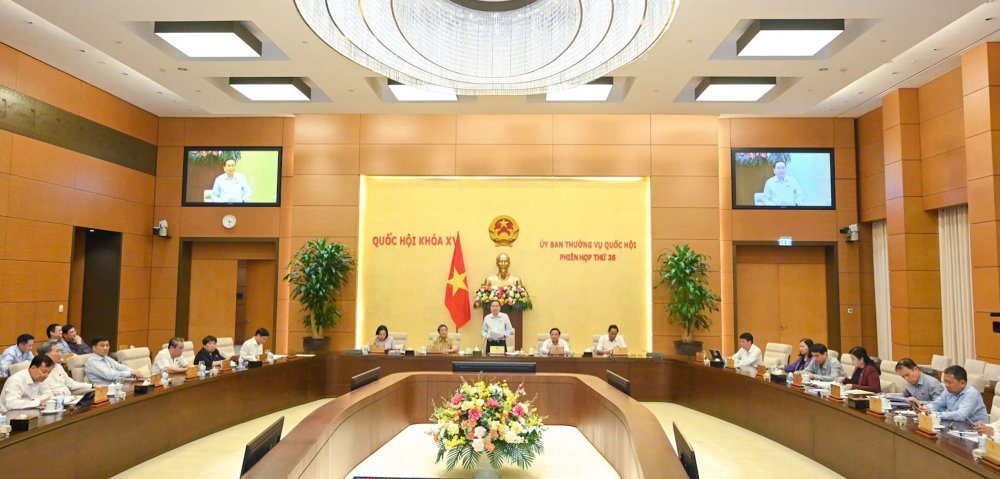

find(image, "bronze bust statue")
[483,252,521,287]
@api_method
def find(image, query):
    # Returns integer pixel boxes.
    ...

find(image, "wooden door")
[735,246,829,349]
[735,263,781,343]
[777,264,827,345]
[189,259,238,345]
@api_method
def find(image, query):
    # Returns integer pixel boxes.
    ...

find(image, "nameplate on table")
[726,358,735,369]
[612,347,628,356]
[370,345,385,354]
[94,386,109,404]
[830,383,843,399]
[549,346,565,356]
[986,437,1000,463]
[186,367,199,379]
[867,396,885,418]
[756,364,766,379]
[151,374,163,388]
[916,413,937,438]
[489,345,506,356]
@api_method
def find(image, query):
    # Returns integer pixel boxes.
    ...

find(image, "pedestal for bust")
[507,309,523,350]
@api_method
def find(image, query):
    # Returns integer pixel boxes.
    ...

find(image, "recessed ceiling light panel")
[695,77,776,102]
[155,21,262,58]
[546,77,614,102]
[387,80,457,101]
[229,77,311,101]
[737,19,845,57]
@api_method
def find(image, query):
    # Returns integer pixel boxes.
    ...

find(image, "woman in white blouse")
[371,325,395,351]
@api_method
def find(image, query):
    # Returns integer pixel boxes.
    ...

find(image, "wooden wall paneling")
[245,260,276,345]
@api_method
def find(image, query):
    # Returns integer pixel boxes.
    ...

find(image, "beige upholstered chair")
[984,363,1000,382]
[67,353,93,383]
[182,341,195,365]
[388,332,408,349]
[535,333,571,350]
[842,363,855,379]
[927,354,953,374]
[591,335,601,351]
[969,373,988,393]
[881,372,907,394]
[991,403,1000,424]
[8,361,29,376]
[426,332,462,350]
[216,337,236,357]
[965,358,988,375]
[828,350,839,361]
[116,347,152,377]
[879,360,898,375]
[763,343,793,368]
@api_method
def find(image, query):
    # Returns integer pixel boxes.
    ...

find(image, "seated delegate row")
[0,323,92,375]
[368,322,629,357]
[0,329,274,414]
[726,332,996,435]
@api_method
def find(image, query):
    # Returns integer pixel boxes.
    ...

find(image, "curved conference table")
[0,353,995,479]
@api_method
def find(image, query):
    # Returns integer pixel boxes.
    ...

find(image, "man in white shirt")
[595,324,627,356]
[39,340,90,396]
[762,160,803,206]
[240,328,270,360]
[210,159,252,203]
[84,336,143,386]
[539,328,570,357]
[153,337,189,375]
[731,332,763,370]
[481,301,513,353]
[0,355,55,413]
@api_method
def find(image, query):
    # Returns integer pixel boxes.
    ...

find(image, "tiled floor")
[113,399,844,479]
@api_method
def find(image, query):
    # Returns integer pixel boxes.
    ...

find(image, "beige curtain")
[938,206,975,365]
[872,220,892,360]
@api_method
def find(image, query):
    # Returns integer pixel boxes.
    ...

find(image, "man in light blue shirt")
[803,343,845,381]
[762,160,803,206]
[46,323,71,357]
[921,365,988,424]
[210,159,252,203]
[481,301,512,352]
[84,336,142,386]
[1,334,34,370]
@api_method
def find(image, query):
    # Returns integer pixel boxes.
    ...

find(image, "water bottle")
[160,369,169,384]
[0,365,7,378]
[238,356,245,370]
[197,362,206,379]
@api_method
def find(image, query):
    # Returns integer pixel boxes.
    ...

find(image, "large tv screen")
[182,147,282,206]
[732,148,834,209]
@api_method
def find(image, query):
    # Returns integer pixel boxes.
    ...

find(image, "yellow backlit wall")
[358,176,651,351]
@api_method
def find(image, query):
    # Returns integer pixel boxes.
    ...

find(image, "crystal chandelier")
[294,0,679,96]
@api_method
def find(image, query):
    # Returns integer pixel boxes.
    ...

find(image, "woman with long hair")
[783,338,814,373]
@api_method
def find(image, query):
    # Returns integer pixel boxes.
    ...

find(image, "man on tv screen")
[762,160,803,206]
[211,159,252,203]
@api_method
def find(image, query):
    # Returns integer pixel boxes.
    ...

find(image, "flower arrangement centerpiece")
[429,379,545,474]
[473,285,533,312]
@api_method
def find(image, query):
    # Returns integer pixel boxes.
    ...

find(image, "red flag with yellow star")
[444,232,471,329]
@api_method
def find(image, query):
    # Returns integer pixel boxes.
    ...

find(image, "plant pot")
[674,340,704,357]
[303,336,330,353]
[473,460,500,479]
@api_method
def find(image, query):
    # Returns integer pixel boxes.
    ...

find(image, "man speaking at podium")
[481,300,512,353]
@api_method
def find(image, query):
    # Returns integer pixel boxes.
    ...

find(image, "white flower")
[504,431,522,444]
[472,438,485,452]
[474,426,487,438]
[476,398,485,407]
[511,422,522,434]
[447,423,459,436]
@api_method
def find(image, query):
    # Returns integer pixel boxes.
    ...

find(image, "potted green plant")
[657,244,721,356]
[285,239,355,353]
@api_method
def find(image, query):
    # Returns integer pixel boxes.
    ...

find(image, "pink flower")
[486,398,500,408]
[512,404,526,417]
[469,407,482,422]
[451,393,464,406]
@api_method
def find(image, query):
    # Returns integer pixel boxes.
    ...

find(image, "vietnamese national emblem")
[488,215,519,246]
